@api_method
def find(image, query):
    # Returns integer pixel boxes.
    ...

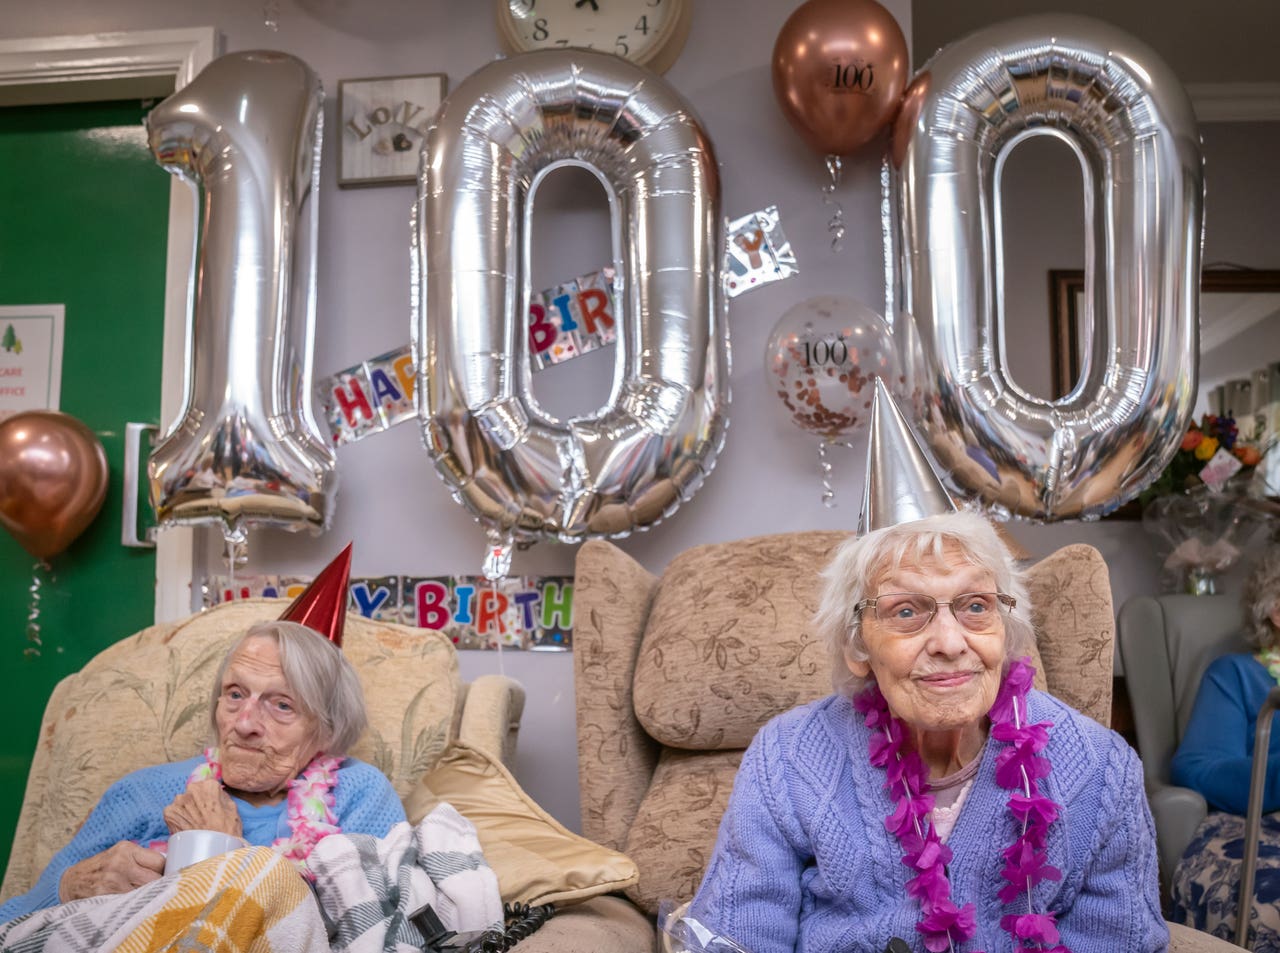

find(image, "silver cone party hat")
[858,377,957,534]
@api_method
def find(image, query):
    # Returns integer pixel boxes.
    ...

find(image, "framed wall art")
[337,73,447,188]
[1048,268,1280,401]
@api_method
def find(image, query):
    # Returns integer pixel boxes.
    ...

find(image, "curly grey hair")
[209,620,369,756]
[1243,547,1280,651]
[814,509,1034,697]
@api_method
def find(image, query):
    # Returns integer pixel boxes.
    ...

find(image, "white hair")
[209,620,369,756]
[1244,547,1280,651]
[814,509,1034,697]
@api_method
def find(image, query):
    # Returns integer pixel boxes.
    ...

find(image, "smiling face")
[846,545,1008,737]
[215,636,321,801]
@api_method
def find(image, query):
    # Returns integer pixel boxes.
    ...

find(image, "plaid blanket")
[0,807,501,953]
[0,846,327,953]
[309,804,503,952]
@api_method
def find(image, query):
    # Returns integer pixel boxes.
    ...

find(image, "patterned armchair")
[0,598,525,906]
[571,530,1238,952]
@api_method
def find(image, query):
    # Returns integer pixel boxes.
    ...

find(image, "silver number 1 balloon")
[146,51,335,543]
[891,15,1204,521]
[415,49,729,545]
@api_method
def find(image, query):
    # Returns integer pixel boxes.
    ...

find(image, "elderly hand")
[59,841,165,901]
[164,778,244,837]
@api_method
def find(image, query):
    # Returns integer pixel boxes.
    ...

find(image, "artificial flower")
[1194,436,1219,461]
[1181,430,1203,451]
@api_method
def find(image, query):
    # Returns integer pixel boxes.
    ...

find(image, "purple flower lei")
[854,656,1069,953]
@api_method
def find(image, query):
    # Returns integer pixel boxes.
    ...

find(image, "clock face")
[498,0,691,73]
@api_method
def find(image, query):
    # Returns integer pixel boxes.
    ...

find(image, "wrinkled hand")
[59,841,165,901]
[163,778,243,837]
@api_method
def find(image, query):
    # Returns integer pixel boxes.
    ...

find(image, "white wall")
[5,2,1276,834]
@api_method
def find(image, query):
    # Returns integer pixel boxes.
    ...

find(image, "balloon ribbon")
[822,155,846,253]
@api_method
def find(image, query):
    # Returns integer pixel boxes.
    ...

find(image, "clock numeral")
[615,35,630,56]
[532,17,549,41]
[635,15,649,34]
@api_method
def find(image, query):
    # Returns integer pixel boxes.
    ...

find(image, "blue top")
[1171,652,1280,814]
[688,690,1167,953]
[0,754,404,922]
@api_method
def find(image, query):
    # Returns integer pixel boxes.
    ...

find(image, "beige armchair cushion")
[407,742,639,907]
[5,599,465,902]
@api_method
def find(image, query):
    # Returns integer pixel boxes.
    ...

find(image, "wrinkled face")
[215,636,320,796]
[847,546,1007,734]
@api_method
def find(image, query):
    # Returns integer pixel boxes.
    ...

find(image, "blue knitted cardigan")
[688,690,1168,953]
[0,754,405,922]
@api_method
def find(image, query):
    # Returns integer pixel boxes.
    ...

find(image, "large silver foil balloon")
[890,15,1204,520]
[415,50,728,543]
[146,51,335,540]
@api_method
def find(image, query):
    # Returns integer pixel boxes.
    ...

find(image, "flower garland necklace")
[187,747,342,879]
[1257,646,1280,686]
[854,657,1069,953]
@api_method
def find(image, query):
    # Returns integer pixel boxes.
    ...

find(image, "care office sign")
[0,305,63,420]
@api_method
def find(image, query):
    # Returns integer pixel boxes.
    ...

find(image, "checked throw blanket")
[0,845,328,953]
[308,803,503,952]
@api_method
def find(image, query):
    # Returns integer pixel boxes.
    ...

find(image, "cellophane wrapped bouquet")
[1141,413,1277,594]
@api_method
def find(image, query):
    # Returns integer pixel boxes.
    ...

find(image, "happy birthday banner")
[203,574,574,651]
[318,206,795,447]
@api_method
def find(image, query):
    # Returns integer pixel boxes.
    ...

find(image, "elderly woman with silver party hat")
[685,381,1166,953]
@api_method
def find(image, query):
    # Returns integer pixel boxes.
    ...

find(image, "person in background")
[1170,545,1280,950]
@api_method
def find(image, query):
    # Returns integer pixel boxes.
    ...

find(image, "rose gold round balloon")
[0,411,109,559]
[771,0,909,157]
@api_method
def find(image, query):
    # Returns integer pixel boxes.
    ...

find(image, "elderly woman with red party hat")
[0,544,405,924]
[684,381,1167,953]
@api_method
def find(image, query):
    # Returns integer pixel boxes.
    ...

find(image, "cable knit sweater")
[688,690,1168,953]
[0,754,405,922]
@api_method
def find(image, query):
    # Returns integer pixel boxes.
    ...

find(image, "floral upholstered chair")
[0,598,525,908]
[572,530,1241,953]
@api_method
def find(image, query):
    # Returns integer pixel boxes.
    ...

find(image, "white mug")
[164,829,249,875]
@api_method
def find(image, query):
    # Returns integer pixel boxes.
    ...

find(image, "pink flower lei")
[854,656,1069,953]
[187,747,342,880]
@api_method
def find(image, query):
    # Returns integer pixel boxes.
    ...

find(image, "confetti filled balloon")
[765,296,898,440]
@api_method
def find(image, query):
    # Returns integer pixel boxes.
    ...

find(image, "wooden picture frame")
[337,73,447,188]
[1048,268,1280,400]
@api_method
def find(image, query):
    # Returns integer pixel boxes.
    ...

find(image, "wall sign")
[0,305,64,420]
[338,72,447,187]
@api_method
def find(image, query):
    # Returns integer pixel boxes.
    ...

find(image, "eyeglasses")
[853,591,1016,636]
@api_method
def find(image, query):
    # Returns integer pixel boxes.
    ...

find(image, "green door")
[0,99,170,872]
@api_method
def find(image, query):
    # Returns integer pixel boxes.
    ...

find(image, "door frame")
[0,27,220,622]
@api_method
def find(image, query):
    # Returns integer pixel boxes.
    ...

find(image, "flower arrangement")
[1140,413,1276,594]
[1139,413,1269,506]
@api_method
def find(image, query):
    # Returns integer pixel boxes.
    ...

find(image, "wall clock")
[337,73,447,188]
[495,0,693,75]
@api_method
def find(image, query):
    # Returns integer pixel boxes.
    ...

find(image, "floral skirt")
[1170,811,1280,951]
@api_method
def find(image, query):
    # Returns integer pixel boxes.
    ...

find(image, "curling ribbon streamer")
[818,438,853,509]
[822,155,846,253]
[24,559,52,657]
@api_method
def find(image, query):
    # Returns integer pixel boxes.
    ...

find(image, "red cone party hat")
[279,543,352,647]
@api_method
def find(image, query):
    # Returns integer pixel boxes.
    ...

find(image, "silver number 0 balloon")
[416,50,728,544]
[146,51,335,542]
[891,15,1204,520]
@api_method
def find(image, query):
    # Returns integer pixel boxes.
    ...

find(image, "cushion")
[622,748,743,915]
[15,599,461,894]
[406,741,638,907]
[632,532,846,750]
